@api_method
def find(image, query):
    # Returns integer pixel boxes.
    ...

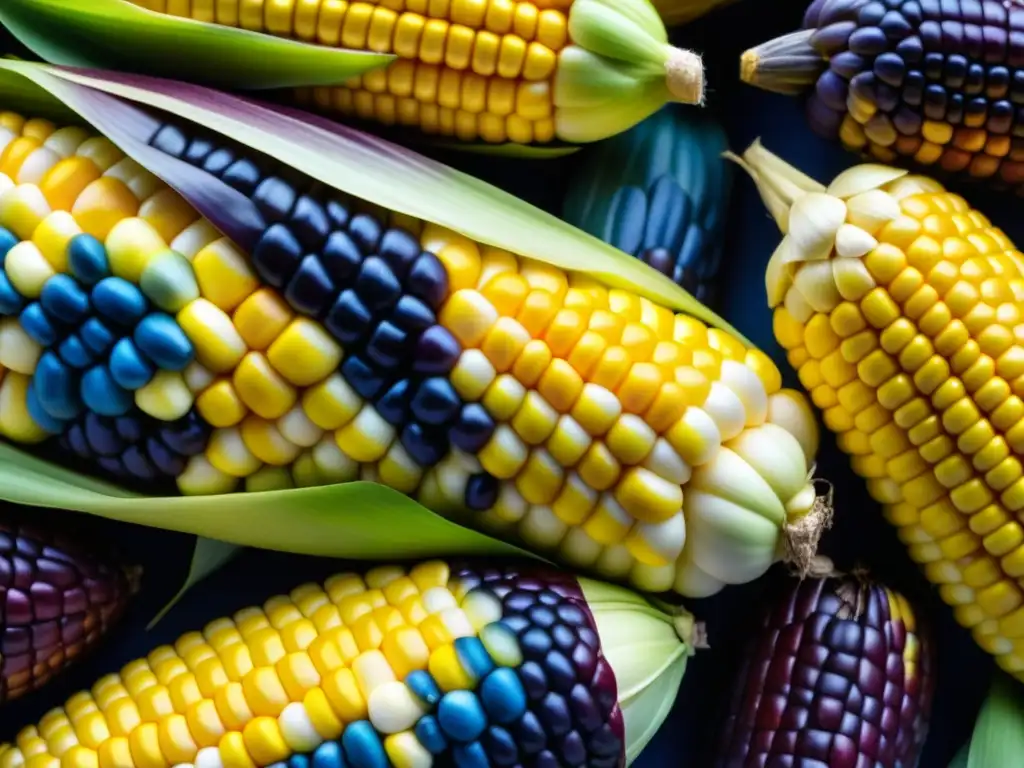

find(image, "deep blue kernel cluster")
[56,408,210,482]
[147,123,500,510]
[0,227,196,438]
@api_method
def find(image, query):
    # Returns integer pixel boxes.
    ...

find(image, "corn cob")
[0,94,825,599]
[561,105,732,308]
[118,0,705,147]
[715,569,935,767]
[0,558,699,767]
[742,0,1024,193]
[735,139,1024,679]
[0,517,140,704]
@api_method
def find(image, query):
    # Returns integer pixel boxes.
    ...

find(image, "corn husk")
[961,670,1024,768]
[0,59,751,563]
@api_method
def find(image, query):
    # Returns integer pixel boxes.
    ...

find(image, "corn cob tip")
[740,29,826,96]
[782,478,835,577]
[665,47,705,106]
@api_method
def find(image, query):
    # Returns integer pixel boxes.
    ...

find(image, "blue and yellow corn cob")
[0,558,698,767]
[0,108,820,597]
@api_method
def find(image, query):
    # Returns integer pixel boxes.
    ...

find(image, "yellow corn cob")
[124,0,705,145]
[0,558,699,768]
[734,139,1024,679]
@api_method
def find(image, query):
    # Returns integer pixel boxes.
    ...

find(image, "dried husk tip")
[783,477,835,578]
[666,47,705,105]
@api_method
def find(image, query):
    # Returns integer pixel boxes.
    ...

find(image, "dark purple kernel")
[947,92,965,123]
[365,321,408,370]
[252,177,297,224]
[923,84,948,119]
[284,255,335,317]
[520,629,552,659]
[378,229,422,278]
[873,52,906,86]
[513,711,547,754]
[964,63,986,95]
[501,614,530,634]
[146,438,186,476]
[857,1,886,25]
[943,53,968,87]
[551,624,576,651]
[568,685,603,732]
[811,20,857,53]
[347,213,383,253]
[391,294,436,333]
[325,290,374,346]
[412,325,461,375]
[849,71,876,103]
[560,731,587,766]
[543,651,578,693]
[903,70,925,105]
[159,413,209,456]
[320,230,365,284]
[341,355,388,399]
[481,726,518,766]
[289,194,331,251]
[830,51,865,79]
[221,158,262,196]
[815,70,849,111]
[874,81,900,112]
[409,377,461,426]
[399,422,448,467]
[355,256,402,311]
[464,473,499,511]
[848,26,888,55]
[517,661,549,700]
[449,403,496,453]
[374,379,411,426]
[988,100,1014,133]
[895,35,923,64]
[986,65,1011,98]
[922,50,944,79]
[405,251,449,309]
[539,693,572,737]
[84,412,122,456]
[122,445,157,479]
[252,223,303,289]
[880,9,912,39]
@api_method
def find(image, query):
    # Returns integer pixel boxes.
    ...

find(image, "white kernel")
[43,126,90,157]
[279,701,323,752]
[0,317,42,374]
[701,381,747,441]
[17,147,61,184]
[719,359,769,427]
[171,219,222,260]
[519,504,568,549]
[422,586,458,614]
[312,434,358,482]
[194,747,224,768]
[643,438,691,485]
[367,681,428,734]
[183,361,215,392]
[278,405,324,448]
[176,455,239,495]
[207,427,262,477]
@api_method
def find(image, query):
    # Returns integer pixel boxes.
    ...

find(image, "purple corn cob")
[1,518,140,703]
[715,573,935,768]
[741,0,1024,192]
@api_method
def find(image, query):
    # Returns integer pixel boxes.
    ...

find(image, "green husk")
[0,0,393,89]
[148,538,239,629]
[965,670,1024,768]
[0,59,749,554]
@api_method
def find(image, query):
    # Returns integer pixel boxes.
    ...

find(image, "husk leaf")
[0,0,393,89]
[966,670,1024,768]
[148,538,239,630]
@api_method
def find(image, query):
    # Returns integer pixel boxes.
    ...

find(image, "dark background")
[3,0,1022,761]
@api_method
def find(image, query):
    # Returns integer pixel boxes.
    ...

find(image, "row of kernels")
[303,85,554,143]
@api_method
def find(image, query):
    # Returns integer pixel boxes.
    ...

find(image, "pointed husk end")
[740,29,825,95]
[665,46,706,105]
[783,479,835,578]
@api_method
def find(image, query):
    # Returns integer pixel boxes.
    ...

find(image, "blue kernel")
[365,321,407,370]
[482,726,519,766]
[514,710,547,754]
[40,274,90,324]
[284,254,336,317]
[320,229,364,284]
[406,251,449,309]
[266,763,289,768]
[450,404,496,453]
[374,378,410,426]
[84,412,123,456]
[400,422,447,467]
[159,414,209,455]
[133,314,194,371]
[65,424,89,457]
[340,355,388,400]
[146,437,186,476]
[92,277,147,326]
[379,229,421,278]
[325,289,373,346]
[354,256,401,311]
[25,381,66,434]
[0,271,24,315]
[311,740,347,768]
[413,715,449,754]
[109,338,156,390]
[438,690,487,743]
[81,366,133,417]
[453,742,489,768]
[67,234,110,285]
[19,303,59,346]
[97,456,125,476]
[80,317,115,355]
[412,325,461,376]
[406,670,441,707]
[122,445,157,480]
[287,756,310,768]
[0,227,17,263]
[391,294,435,333]
[58,335,95,369]
[454,637,496,681]
[34,352,82,420]
[341,721,387,768]
[115,415,144,443]
[480,668,528,724]
[465,473,499,511]
[410,377,461,427]
[348,214,382,253]
[252,223,303,289]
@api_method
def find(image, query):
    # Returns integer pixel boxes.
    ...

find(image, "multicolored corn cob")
[1,517,140,704]
[742,0,1024,192]
[734,139,1024,678]
[114,0,705,146]
[0,558,699,767]
[562,105,732,308]
[715,571,935,767]
[0,84,824,600]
